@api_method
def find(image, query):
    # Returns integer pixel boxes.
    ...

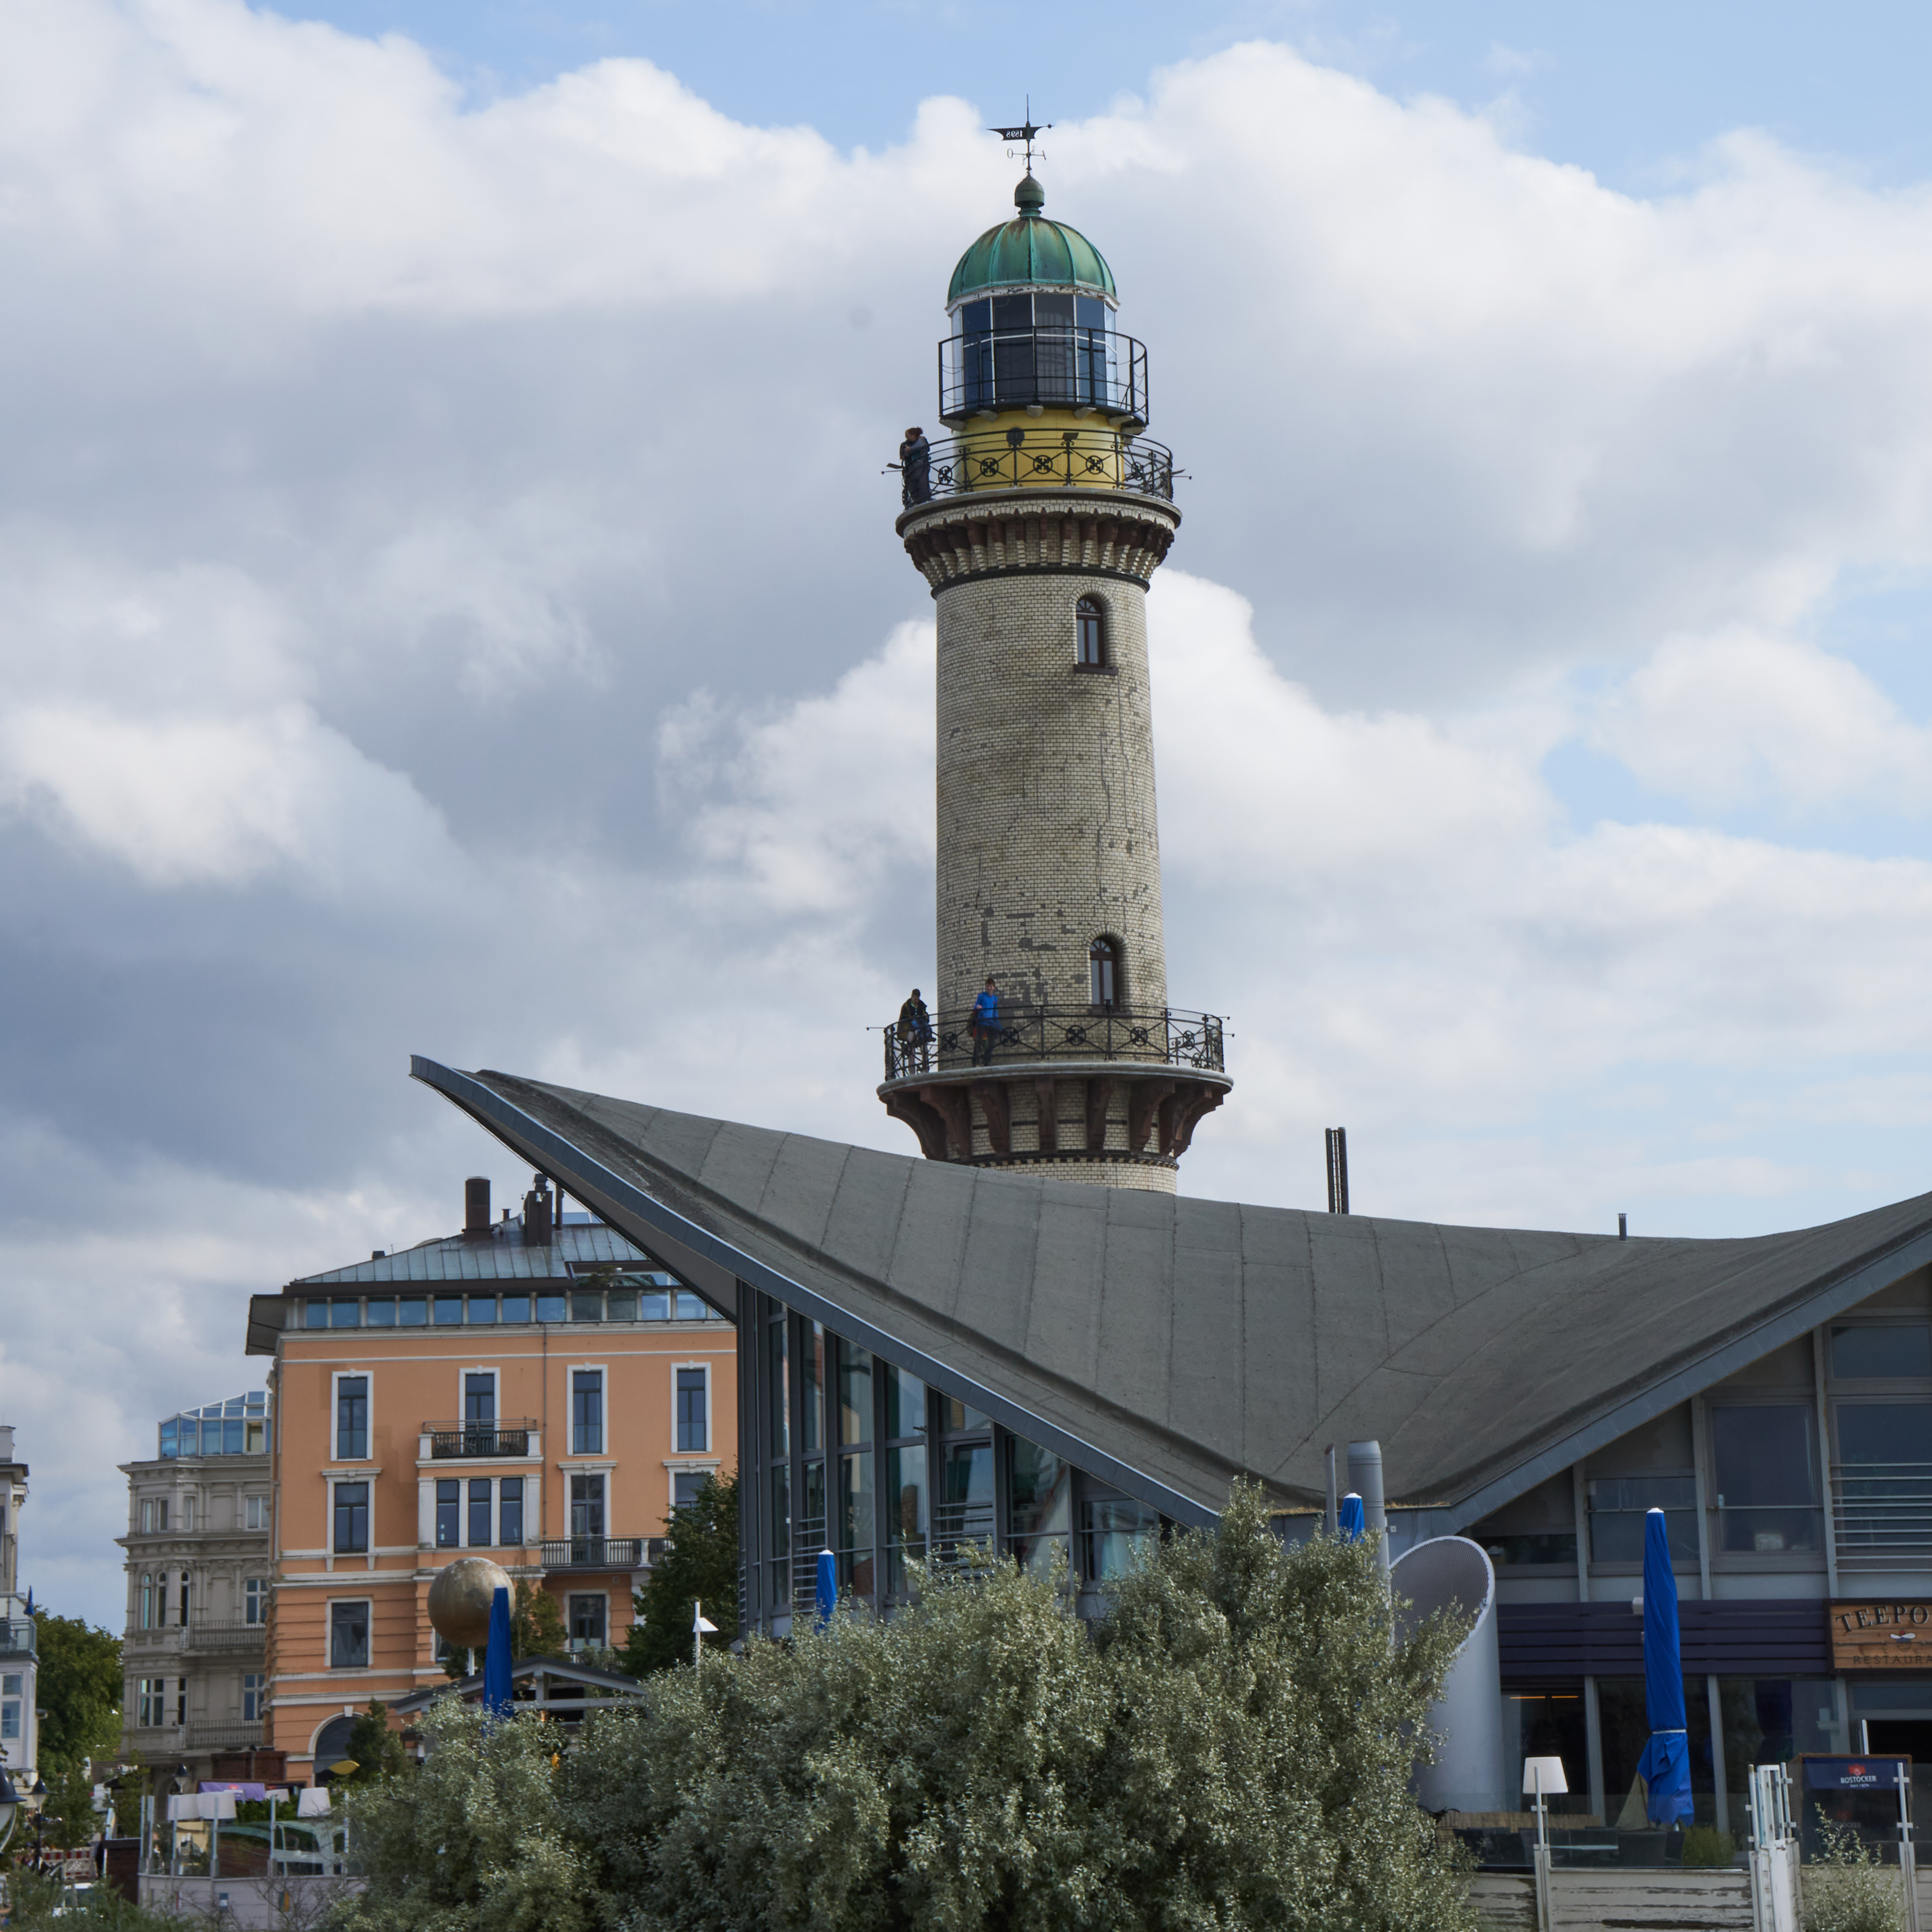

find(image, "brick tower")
[878,167,1230,1191]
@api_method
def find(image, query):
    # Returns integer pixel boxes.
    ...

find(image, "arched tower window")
[1075,596,1106,667]
[1089,936,1123,1009]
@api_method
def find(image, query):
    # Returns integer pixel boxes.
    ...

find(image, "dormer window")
[1089,936,1123,1009]
[1076,597,1105,667]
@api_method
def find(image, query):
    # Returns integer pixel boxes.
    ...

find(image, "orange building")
[243,1174,736,1781]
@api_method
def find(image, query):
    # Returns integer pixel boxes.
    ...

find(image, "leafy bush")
[1680,1825,1736,1867]
[1803,1817,1903,1932]
[332,1482,1477,1932]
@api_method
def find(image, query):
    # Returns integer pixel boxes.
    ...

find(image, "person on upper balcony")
[897,988,932,1073]
[898,427,931,506]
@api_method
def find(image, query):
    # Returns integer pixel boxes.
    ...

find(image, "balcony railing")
[790,1517,828,1611]
[1831,1463,1932,1570]
[427,1422,536,1459]
[898,427,1173,507]
[0,1620,35,1657]
[938,326,1148,424]
[540,1537,644,1571]
[881,1005,1226,1083]
[186,1720,263,1750]
[183,1618,266,1653]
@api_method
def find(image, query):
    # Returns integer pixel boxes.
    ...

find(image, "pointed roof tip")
[1015,172,1045,215]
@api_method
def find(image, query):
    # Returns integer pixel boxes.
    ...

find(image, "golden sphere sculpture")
[427,1556,514,1650]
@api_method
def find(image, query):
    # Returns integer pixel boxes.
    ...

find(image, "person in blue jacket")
[970,976,1000,1067]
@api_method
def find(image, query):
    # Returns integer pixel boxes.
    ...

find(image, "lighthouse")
[879,154,1230,1192]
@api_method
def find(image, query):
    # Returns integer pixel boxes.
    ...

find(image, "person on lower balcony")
[899,427,931,506]
[971,977,1000,1067]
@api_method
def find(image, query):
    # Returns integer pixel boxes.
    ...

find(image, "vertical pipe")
[1347,1441,1389,1580]
[1584,1676,1606,1825]
[1813,1328,1840,1595]
[1572,1464,1591,1599]
[1708,1673,1729,1836]
[1324,1446,1338,1537]
[1691,1397,1714,1600]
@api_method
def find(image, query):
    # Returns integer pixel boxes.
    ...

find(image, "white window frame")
[567,1362,609,1457]
[244,1494,270,1532]
[673,1361,713,1455]
[331,1369,374,1463]
[242,1671,265,1722]
[326,1596,374,1670]
[245,1577,269,1626]
[565,1589,611,1652]
[459,1365,501,1426]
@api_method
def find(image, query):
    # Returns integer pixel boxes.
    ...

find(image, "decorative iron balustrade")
[1831,1463,1932,1568]
[183,1617,266,1653]
[938,326,1148,423]
[185,1720,263,1750]
[0,1619,34,1657]
[427,1422,536,1459]
[881,1005,1225,1082]
[899,427,1174,506]
[539,1536,644,1571]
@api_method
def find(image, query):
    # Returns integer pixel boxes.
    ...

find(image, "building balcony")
[539,1537,645,1572]
[0,1619,35,1657]
[186,1721,262,1751]
[425,1421,538,1460]
[904,426,1173,506]
[881,1005,1225,1084]
[182,1618,266,1654]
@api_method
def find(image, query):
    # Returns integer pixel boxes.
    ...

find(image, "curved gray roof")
[410,1057,1932,1529]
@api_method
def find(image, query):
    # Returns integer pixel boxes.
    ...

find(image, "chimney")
[464,1177,491,1240]
[523,1174,554,1245]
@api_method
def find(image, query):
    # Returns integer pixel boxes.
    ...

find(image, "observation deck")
[877,1005,1230,1177]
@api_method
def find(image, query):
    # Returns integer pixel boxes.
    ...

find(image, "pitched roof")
[410,1058,1932,1532]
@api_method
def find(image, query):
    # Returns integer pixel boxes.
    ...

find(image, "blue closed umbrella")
[1637,1508,1693,1827]
[1338,1492,1366,1540]
[482,1585,513,1722]
[815,1549,837,1629]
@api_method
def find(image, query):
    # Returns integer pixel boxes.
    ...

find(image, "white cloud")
[1589,629,1932,812]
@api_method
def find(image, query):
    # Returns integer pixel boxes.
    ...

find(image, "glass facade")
[288,1276,721,1331]
[158,1391,268,1457]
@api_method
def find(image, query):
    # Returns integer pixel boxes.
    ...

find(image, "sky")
[12,0,1932,1627]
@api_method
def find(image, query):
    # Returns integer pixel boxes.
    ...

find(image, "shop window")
[1075,596,1106,667]
[1597,1676,1717,1828]
[333,1481,369,1555]
[1502,1691,1589,1819]
[328,1600,369,1669]
[1710,1406,1820,1553]
[1720,1676,1840,1830]
[1584,1476,1697,1564]
[1007,1436,1071,1579]
[435,1480,459,1549]
[1832,1323,1932,1379]
[500,1478,524,1548]
[1083,1494,1158,1580]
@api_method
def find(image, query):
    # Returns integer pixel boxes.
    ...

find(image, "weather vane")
[989,98,1050,174]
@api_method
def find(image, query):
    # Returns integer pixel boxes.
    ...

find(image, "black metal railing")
[939,326,1148,422]
[540,1536,644,1570]
[881,1005,1225,1082]
[899,427,1174,507]
[428,1422,536,1459]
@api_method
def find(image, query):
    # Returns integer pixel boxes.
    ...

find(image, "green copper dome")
[946,175,1117,307]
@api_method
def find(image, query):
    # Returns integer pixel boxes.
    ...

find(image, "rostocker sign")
[1804,1758,1905,1791]
[1828,1600,1932,1671]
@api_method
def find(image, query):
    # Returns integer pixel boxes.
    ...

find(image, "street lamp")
[0,1763,20,1855]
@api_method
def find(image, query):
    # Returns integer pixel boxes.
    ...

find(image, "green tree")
[338,1700,409,1787]
[31,1612,122,1778]
[512,1579,566,1659]
[41,1755,102,1849]
[324,1700,598,1932]
[618,1471,737,1677]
